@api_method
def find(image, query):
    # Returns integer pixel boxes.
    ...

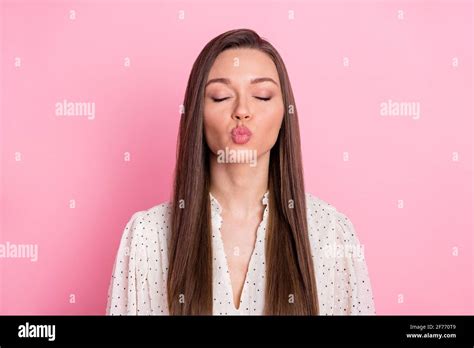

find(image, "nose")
[231,96,252,122]
[233,114,250,121]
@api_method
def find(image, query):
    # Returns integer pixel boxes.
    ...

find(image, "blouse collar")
[209,190,269,218]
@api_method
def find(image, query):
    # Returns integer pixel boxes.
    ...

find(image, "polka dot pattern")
[106,192,376,315]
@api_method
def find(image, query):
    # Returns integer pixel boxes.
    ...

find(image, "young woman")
[106,28,375,315]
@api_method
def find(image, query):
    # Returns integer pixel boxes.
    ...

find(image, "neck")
[209,151,269,219]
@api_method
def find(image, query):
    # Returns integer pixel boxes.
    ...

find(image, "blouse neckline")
[209,190,270,215]
[208,190,270,312]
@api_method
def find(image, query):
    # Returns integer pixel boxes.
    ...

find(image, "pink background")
[1,0,472,315]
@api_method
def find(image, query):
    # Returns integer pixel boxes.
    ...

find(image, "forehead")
[207,48,279,82]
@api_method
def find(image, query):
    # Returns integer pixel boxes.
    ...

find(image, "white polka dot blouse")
[106,192,376,315]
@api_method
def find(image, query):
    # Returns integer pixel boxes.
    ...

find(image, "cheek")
[203,107,228,151]
[257,102,284,142]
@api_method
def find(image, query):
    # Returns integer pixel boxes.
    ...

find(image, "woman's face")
[203,48,285,162]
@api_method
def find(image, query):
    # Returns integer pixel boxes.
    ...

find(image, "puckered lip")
[231,126,252,136]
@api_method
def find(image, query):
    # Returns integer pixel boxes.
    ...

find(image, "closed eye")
[211,97,230,103]
[211,96,271,102]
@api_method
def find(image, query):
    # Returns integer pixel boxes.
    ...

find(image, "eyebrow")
[205,77,279,88]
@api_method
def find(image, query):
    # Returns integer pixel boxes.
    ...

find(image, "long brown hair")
[167,28,319,315]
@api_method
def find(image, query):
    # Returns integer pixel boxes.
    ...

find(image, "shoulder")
[115,201,173,260]
[122,201,173,242]
[305,192,356,234]
[107,200,172,315]
[305,192,376,315]
[304,192,362,256]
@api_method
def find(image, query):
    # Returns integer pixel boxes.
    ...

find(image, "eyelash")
[211,97,271,103]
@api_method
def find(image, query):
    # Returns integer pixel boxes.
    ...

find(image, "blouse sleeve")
[106,210,154,315]
[331,210,376,315]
